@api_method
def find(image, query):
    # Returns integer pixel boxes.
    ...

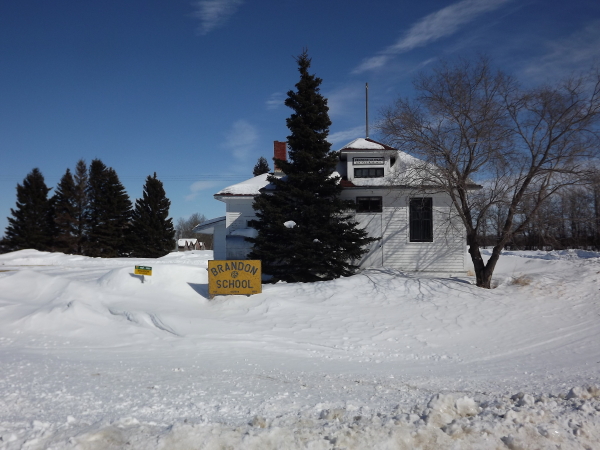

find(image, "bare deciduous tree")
[379,57,600,288]
[175,213,213,249]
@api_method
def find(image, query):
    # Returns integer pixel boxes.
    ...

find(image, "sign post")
[208,260,261,299]
[134,265,152,283]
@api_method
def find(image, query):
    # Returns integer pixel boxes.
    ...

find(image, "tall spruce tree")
[85,159,132,257]
[4,168,55,251]
[248,51,376,282]
[128,173,175,257]
[252,157,270,176]
[52,168,78,253]
[73,159,88,254]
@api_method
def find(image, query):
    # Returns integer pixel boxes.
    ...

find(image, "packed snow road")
[0,249,599,449]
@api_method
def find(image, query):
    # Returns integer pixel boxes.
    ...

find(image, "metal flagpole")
[366,82,369,138]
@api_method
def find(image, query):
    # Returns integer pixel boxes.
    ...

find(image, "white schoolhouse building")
[195,138,469,275]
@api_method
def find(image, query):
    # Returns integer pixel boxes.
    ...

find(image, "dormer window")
[354,167,384,178]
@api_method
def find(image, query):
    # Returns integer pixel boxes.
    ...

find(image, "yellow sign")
[208,260,261,297]
[134,265,152,276]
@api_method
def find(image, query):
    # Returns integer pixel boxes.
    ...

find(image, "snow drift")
[0,248,599,449]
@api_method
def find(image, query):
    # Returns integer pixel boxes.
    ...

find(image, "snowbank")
[0,249,599,449]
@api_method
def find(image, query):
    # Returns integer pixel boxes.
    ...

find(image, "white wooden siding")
[213,222,227,260]
[354,213,383,267]
[224,197,258,260]
[225,198,257,233]
[342,189,465,273]
[221,189,466,273]
[382,193,465,272]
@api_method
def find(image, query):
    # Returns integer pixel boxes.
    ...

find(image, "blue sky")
[1,0,599,235]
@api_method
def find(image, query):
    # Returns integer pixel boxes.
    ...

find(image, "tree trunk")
[594,177,600,249]
[468,232,504,289]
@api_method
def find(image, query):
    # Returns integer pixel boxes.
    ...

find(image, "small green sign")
[134,266,152,276]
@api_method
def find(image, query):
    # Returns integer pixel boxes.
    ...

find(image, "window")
[354,167,384,178]
[409,198,433,242]
[356,196,382,213]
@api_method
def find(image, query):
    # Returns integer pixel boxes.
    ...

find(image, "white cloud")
[224,119,258,162]
[266,92,285,110]
[185,180,220,201]
[191,0,244,35]
[353,0,513,73]
[524,20,600,80]
[326,85,364,118]
[328,126,366,146]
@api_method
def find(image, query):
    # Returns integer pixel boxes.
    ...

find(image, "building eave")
[214,193,260,203]
[215,183,483,194]
[340,183,483,190]
[192,216,226,234]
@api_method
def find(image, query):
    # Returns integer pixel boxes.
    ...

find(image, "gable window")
[356,196,382,213]
[354,167,384,178]
[409,198,433,242]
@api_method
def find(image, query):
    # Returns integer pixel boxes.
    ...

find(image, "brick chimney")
[273,141,287,174]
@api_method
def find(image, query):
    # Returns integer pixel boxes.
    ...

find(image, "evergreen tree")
[0,237,9,254]
[85,159,132,257]
[73,159,88,254]
[252,156,270,176]
[128,173,175,257]
[52,168,78,253]
[4,168,55,251]
[248,51,376,282]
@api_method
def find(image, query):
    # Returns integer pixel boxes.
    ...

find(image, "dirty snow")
[0,248,599,449]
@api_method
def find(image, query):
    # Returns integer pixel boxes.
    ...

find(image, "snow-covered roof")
[336,139,481,189]
[230,227,258,238]
[212,138,474,195]
[215,173,271,197]
[338,137,396,151]
[177,239,198,246]
[192,216,225,234]
[346,147,433,187]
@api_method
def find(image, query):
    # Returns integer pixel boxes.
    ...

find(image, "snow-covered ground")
[0,249,599,449]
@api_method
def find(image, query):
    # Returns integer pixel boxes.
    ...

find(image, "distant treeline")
[1,159,175,257]
[478,169,600,251]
